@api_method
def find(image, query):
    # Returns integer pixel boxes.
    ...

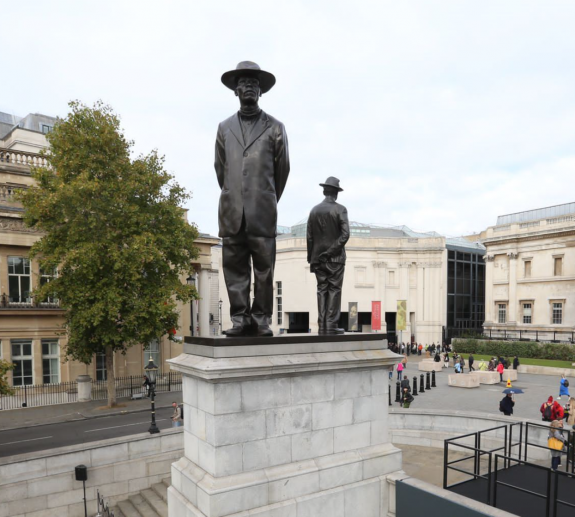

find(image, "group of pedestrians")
[388,341,450,357]
[540,386,574,471]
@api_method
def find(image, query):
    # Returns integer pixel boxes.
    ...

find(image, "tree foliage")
[0,360,15,396]
[19,101,198,405]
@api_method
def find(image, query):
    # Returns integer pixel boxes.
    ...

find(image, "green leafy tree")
[0,360,15,396]
[19,101,198,407]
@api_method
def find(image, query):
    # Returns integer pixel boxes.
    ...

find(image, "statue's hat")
[319,176,343,192]
[221,61,276,94]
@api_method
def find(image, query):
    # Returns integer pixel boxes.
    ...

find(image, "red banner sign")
[371,301,382,331]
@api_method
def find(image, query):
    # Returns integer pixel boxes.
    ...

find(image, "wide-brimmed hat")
[319,176,343,192]
[221,61,276,94]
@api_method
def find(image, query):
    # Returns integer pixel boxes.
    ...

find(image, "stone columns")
[167,337,402,517]
[198,268,211,337]
[507,252,518,325]
[484,255,495,325]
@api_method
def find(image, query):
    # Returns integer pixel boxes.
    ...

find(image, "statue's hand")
[319,252,329,263]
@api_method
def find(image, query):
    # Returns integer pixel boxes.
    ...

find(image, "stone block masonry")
[167,335,403,517]
[0,430,183,517]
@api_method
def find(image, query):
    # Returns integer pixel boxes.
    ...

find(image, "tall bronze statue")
[307,177,350,334]
[215,61,290,337]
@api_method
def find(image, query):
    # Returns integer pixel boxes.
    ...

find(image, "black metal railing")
[0,371,182,410]
[96,489,115,517]
[447,327,575,344]
[444,421,575,515]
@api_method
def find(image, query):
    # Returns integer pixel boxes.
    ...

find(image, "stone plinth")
[418,361,443,372]
[448,374,480,388]
[470,371,501,384]
[167,333,403,517]
[502,369,518,382]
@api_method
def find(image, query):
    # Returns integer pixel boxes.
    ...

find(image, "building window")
[498,304,507,324]
[524,260,531,278]
[276,281,283,326]
[145,339,161,371]
[552,303,563,325]
[96,353,107,381]
[12,340,33,386]
[8,256,31,304]
[523,303,532,324]
[388,270,396,285]
[554,257,563,277]
[40,267,58,305]
[41,124,53,134]
[42,340,60,384]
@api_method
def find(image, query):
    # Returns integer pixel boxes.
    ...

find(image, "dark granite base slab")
[184,332,386,347]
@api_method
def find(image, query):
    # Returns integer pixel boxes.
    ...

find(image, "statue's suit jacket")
[215,111,290,238]
[307,198,350,265]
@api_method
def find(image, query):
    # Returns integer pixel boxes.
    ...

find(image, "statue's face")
[235,76,261,104]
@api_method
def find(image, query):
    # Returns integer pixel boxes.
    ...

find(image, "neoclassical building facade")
[0,110,218,386]
[481,203,575,341]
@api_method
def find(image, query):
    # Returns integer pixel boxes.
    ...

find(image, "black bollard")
[419,374,425,393]
[412,376,418,396]
[395,381,401,402]
[388,388,392,406]
[432,370,437,388]
[426,372,431,390]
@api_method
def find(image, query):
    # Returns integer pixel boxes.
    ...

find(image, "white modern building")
[480,202,575,342]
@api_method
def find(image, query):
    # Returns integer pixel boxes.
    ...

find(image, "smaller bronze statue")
[307,177,350,334]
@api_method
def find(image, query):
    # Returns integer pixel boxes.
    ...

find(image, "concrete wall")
[389,409,552,461]
[0,429,183,517]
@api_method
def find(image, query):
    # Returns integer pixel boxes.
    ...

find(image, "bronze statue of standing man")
[307,177,350,334]
[215,61,290,337]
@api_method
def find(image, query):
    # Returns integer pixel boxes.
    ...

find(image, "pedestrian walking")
[418,343,422,356]
[548,420,566,471]
[401,387,414,408]
[397,361,404,381]
[454,361,462,374]
[558,374,570,400]
[499,393,515,416]
[497,361,504,382]
[566,396,575,429]
[142,375,151,398]
[443,353,450,369]
[468,354,475,372]
[459,356,465,374]
[540,396,557,422]
[388,364,394,380]
[513,356,520,370]
[171,401,183,427]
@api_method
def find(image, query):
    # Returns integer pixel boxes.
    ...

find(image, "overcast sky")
[2,1,575,237]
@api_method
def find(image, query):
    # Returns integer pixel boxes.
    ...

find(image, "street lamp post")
[144,356,160,434]
[187,275,196,337]
[218,299,223,335]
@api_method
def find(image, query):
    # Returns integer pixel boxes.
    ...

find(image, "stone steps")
[111,478,170,517]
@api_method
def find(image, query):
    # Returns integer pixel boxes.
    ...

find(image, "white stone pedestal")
[167,334,402,517]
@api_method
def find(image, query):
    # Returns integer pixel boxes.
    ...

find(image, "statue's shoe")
[256,325,273,337]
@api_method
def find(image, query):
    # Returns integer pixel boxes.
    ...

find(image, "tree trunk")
[105,347,117,407]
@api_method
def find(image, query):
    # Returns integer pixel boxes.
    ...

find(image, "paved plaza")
[392,354,571,422]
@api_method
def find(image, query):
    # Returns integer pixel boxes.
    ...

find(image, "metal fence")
[446,327,575,344]
[0,371,182,410]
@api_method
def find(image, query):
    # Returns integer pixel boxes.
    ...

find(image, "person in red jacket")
[541,396,565,421]
[496,361,504,382]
